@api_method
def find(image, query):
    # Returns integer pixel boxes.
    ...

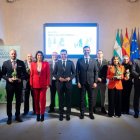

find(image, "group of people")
[0,46,140,125]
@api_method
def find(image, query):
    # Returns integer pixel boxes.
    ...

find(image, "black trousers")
[49,80,57,110]
[6,83,22,118]
[24,81,35,113]
[133,85,140,115]
[122,81,132,113]
[80,82,94,114]
[57,83,71,115]
[108,88,122,116]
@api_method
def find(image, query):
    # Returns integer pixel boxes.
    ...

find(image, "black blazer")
[2,59,26,87]
[0,66,2,80]
[132,58,140,86]
[76,57,98,85]
[96,58,108,83]
[53,59,76,88]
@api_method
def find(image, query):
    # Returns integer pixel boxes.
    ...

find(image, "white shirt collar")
[84,56,90,59]
[62,59,67,62]
[11,59,17,62]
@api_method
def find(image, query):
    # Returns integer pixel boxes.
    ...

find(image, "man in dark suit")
[0,66,2,80]
[132,58,140,118]
[93,50,108,114]
[53,49,76,121]
[76,46,98,119]
[48,52,58,113]
[23,53,35,115]
[2,49,26,124]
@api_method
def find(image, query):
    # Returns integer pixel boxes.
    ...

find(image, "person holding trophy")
[107,56,125,117]
[2,49,26,125]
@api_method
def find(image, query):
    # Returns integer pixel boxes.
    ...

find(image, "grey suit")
[76,57,98,114]
[49,60,57,110]
[23,60,35,114]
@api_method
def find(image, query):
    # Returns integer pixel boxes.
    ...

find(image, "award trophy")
[125,69,130,80]
[114,66,122,80]
[12,68,17,81]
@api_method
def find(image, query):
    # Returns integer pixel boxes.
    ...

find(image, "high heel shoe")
[36,114,40,121]
[41,114,44,122]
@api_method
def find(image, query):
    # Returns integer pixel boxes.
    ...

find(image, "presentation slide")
[44,23,98,58]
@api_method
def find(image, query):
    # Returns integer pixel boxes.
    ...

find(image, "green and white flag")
[113,29,122,61]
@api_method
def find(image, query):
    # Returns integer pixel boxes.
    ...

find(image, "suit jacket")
[76,57,98,85]
[53,59,76,88]
[107,65,124,90]
[2,59,26,88]
[96,58,108,83]
[30,61,50,88]
[23,60,33,89]
[0,67,2,80]
[49,60,58,86]
[132,58,140,86]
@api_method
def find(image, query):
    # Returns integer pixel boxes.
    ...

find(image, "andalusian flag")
[130,28,139,61]
[113,29,122,61]
[122,28,130,57]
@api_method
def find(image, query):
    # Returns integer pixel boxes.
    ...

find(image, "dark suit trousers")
[122,81,132,113]
[24,81,35,113]
[49,80,57,109]
[133,85,140,115]
[80,83,94,114]
[57,82,71,115]
[6,83,22,118]
[108,88,122,116]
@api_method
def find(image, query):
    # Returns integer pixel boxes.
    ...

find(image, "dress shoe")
[37,114,40,121]
[66,115,70,121]
[59,115,63,121]
[41,114,44,122]
[89,113,94,120]
[101,107,107,114]
[79,113,84,119]
[125,112,130,115]
[15,117,23,122]
[108,114,113,117]
[48,109,55,113]
[134,114,139,118]
[7,118,12,125]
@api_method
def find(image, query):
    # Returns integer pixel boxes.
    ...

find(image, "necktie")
[99,60,101,66]
[85,58,88,65]
[12,61,16,69]
[62,61,65,69]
